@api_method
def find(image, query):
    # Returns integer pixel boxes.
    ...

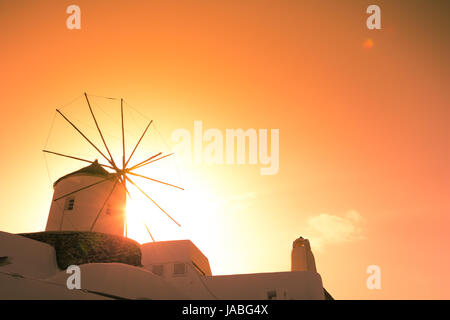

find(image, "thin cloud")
[303,210,365,250]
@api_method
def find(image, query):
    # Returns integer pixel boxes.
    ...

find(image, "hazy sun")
[124,167,221,245]
[125,184,184,244]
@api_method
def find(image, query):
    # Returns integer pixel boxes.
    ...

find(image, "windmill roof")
[53,160,114,187]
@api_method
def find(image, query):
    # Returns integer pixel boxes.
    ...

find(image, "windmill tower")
[45,160,126,236]
[44,93,183,240]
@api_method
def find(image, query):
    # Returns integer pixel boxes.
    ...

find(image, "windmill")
[43,93,183,241]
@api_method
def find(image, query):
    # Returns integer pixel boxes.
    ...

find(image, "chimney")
[291,236,317,272]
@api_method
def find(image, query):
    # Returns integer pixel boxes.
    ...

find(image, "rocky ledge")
[19,231,142,269]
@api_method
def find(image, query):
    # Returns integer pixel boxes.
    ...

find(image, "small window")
[173,263,186,276]
[0,256,11,267]
[106,204,112,215]
[266,289,288,300]
[267,290,277,300]
[64,197,75,211]
[152,265,164,276]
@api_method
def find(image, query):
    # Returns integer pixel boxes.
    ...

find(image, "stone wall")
[19,231,141,269]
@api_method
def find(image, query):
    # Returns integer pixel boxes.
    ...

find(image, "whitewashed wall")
[45,174,126,236]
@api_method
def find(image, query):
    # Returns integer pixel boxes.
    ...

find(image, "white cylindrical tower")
[45,161,126,236]
[291,236,317,272]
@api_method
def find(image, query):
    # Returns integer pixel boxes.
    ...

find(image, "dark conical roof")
[53,160,113,187]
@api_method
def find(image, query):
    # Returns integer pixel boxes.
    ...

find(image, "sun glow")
[125,193,177,244]
[124,171,222,245]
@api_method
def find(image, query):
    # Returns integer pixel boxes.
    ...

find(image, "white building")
[45,161,126,236]
[0,162,330,299]
[0,231,327,300]
[139,239,325,300]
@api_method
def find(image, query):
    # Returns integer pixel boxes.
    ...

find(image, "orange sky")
[0,0,449,299]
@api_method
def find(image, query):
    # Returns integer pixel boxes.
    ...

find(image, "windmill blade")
[121,175,164,242]
[124,120,153,168]
[90,178,119,231]
[127,172,184,190]
[128,152,162,171]
[118,173,131,238]
[85,93,117,169]
[120,176,129,238]
[56,109,114,167]
[117,175,131,237]
[125,176,181,227]
[130,153,174,171]
[53,177,114,202]
[118,176,132,198]
[132,153,174,170]
[43,150,114,169]
[144,223,155,242]
[121,98,125,169]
